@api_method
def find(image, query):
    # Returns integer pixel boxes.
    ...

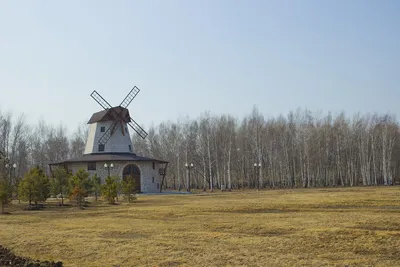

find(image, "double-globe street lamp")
[3,160,17,203]
[5,161,17,184]
[104,163,114,177]
[185,163,194,192]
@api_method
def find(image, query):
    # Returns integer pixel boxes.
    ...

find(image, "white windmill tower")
[84,86,148,155]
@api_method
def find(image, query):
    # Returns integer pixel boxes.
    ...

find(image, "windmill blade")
[98,121,118,145]
[119,86,140,108]
[127,119,148,139]
[91,90,113,110]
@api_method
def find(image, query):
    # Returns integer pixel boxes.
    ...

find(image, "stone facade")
[67,161,163,193]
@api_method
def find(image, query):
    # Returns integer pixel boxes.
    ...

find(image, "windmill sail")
[98,121,118,145]
[120,86,140,108]
[89,86,148,150]
[90,90,113,110]
[128,119,148,139]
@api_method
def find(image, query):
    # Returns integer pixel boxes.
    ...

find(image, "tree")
[50,167,69,205]
[28,120,49,170]
[115,175,122,202]
[69,168,90,208]
[0,174,11,214]
[101,176,118,204]
[91,173,101,202]
[122,176,137,202]
[69,121,88,158]
[18,167,50,207]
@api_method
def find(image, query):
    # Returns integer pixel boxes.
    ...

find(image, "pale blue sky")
[0,0,399,133]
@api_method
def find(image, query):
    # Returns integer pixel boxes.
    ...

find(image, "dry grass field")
[1,187,400,267]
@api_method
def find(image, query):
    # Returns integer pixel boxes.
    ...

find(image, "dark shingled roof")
[49,153,168,165]
[88,107,132,124]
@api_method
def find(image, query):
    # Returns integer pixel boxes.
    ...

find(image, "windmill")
[84,86,148,154]
[49,85,169,194]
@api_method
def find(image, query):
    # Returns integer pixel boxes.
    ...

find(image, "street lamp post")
[254,163,261,189]
[185,163,194,192]
[5,162,17,185]
[104,163,114,177]
[4,159,16,203]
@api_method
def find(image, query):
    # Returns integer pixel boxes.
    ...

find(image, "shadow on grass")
[209,223,298,237]
[100,230,150,240]
[351,221,400,231]
[217,204,400,214]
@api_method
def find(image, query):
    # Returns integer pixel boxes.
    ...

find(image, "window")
[152,177,154,183]
[128,145,132,152]
[100,126,106,132]
[152,162,155,170]
[98,144,105,152]
[157,183,159,189]
[87,163,96,170]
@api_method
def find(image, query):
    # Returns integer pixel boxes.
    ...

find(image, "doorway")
[122,164,141,192]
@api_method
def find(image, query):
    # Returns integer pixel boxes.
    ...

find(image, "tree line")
[133,108,400,191]
[0,107,399,192]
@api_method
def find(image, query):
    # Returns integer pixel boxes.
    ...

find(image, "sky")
[0,0,399,135]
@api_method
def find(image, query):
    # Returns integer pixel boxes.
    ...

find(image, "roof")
[88,106,131,124]
[49,153,168,165]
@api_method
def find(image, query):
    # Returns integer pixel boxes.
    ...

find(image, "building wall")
[84,122,134,154]
[66,161,163,193]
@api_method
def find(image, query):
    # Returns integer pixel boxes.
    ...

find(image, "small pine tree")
[0,175,11,214]
[91,174,101,202]
[14,177,22,203]
[122,176,137,202]
[18,167,50,208]
[69,168,91,209]
[102,176,118,204]
[50,167,69,206]
[115,176,122,202]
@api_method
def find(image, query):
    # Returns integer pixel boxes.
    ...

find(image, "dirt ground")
[0,244,62,267]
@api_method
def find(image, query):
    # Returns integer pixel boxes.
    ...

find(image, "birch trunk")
[227,142,232,190]
[207,131,213,192]
[382,126,388,185]
[203,154,207,191]
[177,154,181,191]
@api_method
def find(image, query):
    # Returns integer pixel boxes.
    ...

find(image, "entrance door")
[122,164,141,192]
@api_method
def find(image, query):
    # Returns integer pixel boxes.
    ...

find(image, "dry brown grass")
[1,187,400,266]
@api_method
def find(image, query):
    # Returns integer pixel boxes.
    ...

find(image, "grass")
[1,187,400,266]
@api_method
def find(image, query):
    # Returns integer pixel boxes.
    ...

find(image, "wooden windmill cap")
[87,106,132,124]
